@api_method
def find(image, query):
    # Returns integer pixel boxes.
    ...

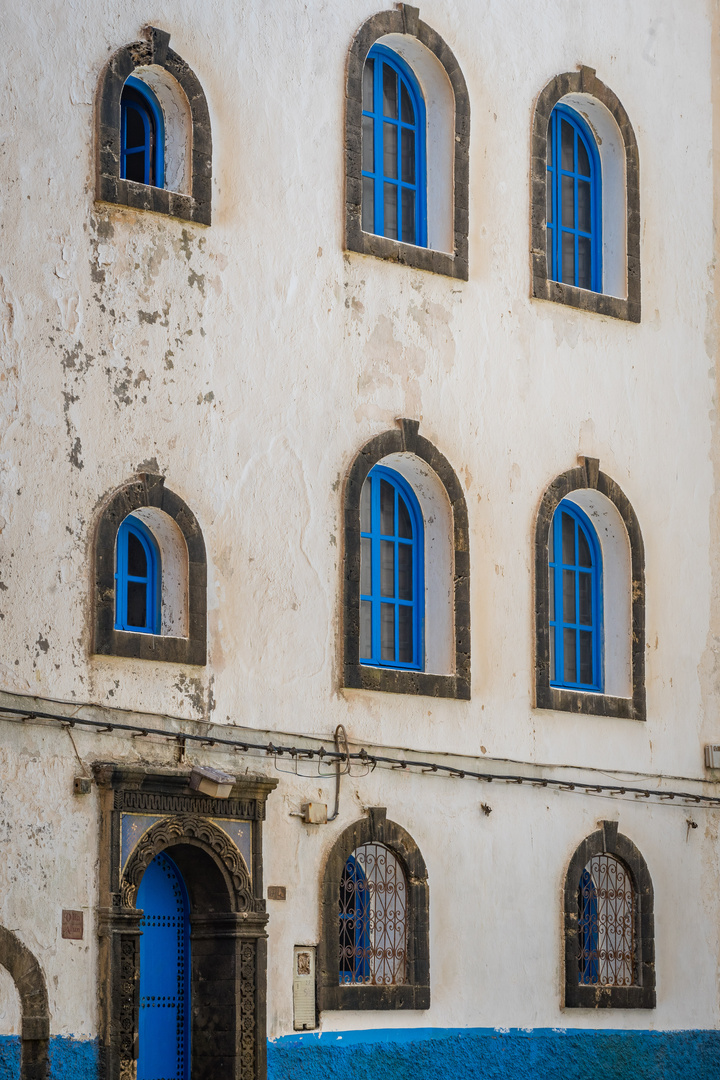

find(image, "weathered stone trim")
[318,808,430,1011]
[94,764,277,1080]
[563,821,656,1009]
[93,473,207,666]
[345,5,470,280]
[530,66,640,322]
[343,419,470,699]
[534,457,645,721]
[95,26,212,225]
[0,927,49,1080]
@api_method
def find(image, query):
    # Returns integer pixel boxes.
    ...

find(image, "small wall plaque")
[267,886,286,901]
[61,910,84,940]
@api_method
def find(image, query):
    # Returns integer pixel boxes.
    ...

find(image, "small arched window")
[339,843,407,987]
[546,104,601,292]
[360,464,424,671]
[120,76,165,188]
[578,855,634,987]
[361,45,426,246]
[115,515,161,635]
[549,499,602,692]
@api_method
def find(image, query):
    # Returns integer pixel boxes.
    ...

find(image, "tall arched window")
[578,855,634,987]
[339,843,407,987]
[546,104,601,292]
[120,76,165,187]
[549,499,602,692]
[115,515,161,635]
[361,45,426,246]
[360,464,424,670]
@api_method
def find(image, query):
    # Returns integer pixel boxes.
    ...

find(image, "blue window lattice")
[546,103,601,291]
[121,75,165,188]
[361,44,427,246]
[137,851,190,1080]
[360,465,424,670]
[115,516,161,635]
[549,500,603,691]
[339,854,370,984]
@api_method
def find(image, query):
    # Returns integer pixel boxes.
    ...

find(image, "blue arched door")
[137,851,190,1080]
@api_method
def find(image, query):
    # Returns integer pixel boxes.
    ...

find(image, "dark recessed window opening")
[546,104,601,292]
[120,76,165,188]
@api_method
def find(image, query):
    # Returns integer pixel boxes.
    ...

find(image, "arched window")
[549,499,602,692]
[578,855,634,987]
[360,464,424,671]
[339,843,407,986]
[546,104,601,292]
[120,76,164,188]
[114,515,161,635]
[361,45,426,246]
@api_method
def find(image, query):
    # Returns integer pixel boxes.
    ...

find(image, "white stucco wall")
[0,0,718,1045]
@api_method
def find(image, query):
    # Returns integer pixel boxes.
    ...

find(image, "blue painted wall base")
[268,1027,720,1080]
[0,1036,98,1080]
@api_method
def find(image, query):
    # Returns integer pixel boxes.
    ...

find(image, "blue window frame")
[120,75,165,188]
[549,500,603,691]
[115,516,161,634]
[361,44,427,246]
[339,854,370,984]
[546,103,601,291]
[359,465,424,670]
[578,867,599,985]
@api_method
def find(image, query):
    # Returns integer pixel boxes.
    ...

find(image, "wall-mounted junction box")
[704,744,720,769]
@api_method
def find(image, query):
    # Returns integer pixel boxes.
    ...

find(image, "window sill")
[565,984,656,1010]
[96,175,210,226]
[536,684,642,721]
[319,982,430,1012]
[94,627,206,666]
[346,229,467,281]
[531,270,639,323]
[344,662,469,700]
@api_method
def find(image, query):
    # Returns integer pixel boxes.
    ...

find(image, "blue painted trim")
[269,1026,720,1048]
[362,44,427,246]
[121,76,165,188]
[549,499,603,692]
[0,1036,99,1080]
[547,103,602,292]
[359,464,424,671]
[114,516,161,635]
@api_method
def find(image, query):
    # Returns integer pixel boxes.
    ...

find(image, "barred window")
[339,843,407,986]
[578,854,634,987]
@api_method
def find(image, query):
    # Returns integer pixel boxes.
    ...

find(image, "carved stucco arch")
[0,925,49,1079]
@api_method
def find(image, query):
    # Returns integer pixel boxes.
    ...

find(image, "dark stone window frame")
[563,820,655,1009]
[96,26,212,225]
[93,472,207,666]
[318,807,430,1011]
[93,763,278,1080]
[530,66,640,322]
[345,5,470,280]
[343,418,470,700]
[534,456,645,721]
[0,926,49,1080]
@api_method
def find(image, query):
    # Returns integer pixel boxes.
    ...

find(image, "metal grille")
[339,843,407,985]
[578,854,634,986]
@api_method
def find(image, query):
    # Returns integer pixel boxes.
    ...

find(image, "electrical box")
[704,744,720,768]
[293,946,317,1030]
[301,802,328,825]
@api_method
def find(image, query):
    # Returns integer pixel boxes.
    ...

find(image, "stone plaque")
[61,910,84,940]
[267,885,286,901]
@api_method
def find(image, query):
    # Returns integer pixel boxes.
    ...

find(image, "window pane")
[547,116,553,162]
[363,58,374,112]
[401,187,415,245]
[561,119,574,171]
[362,176,374,233]
[579,630,593,684]
[561,175,575,228]
[127,581,147,628]
[578,236,591,290]
[384,183,398,239]
[398,606,413,663]
[398,495,412,538]
[360,477,371,532]
[383,123,398,179]
[564,628,577,683]
[401,127,415,184]
[547,224,553,276]
[360,537,372,595]
[362,115,374,172]
[398,544,412,601]
[549,564,555,620]
[124,150,146,185]
[563,569,576,623]
[125,104,146,150]
[383,63,397,118]
[578,180,591,233]
[360,600,372,659]
[561,512,575,564]
[546,173,553,224]
[381,604,395,661]
[380,480,395,534]
[400,80,414,124]
[577,526,591,567]
[549,618,556,679]
[579,572,592,624]
[548,522,554,561]
[381,540,394,597]
[577,134,590,176]
[128,531,147,577]
[561,231,575,285]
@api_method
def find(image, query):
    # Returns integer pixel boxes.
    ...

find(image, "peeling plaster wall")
[0,0,718,1064]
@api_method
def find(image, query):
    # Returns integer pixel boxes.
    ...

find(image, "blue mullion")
[371,477,381,663]
[373,60,384,236]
